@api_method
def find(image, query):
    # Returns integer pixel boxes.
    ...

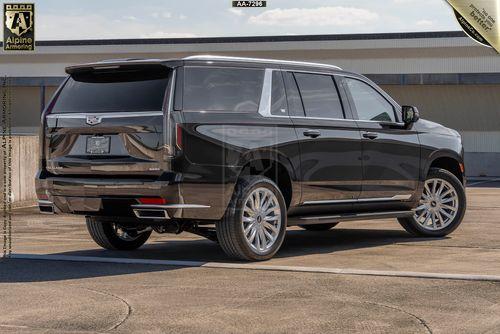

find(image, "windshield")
[51,66,170,113]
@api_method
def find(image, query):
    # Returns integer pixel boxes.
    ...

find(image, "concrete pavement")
[1,185,500,333]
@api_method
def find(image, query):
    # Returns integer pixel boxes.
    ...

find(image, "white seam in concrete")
[10,253,500,282]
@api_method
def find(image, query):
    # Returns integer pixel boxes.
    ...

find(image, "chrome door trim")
[302,194,412,205]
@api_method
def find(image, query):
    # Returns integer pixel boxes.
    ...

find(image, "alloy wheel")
[241,187,282,254]
[414,178,459,231]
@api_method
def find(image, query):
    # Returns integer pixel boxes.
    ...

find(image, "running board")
[288,210,414,226]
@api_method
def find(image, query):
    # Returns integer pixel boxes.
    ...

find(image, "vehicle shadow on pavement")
[0,258,181,283]
[1,227,443,283]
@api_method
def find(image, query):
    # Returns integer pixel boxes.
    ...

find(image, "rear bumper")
[35,171,228,221]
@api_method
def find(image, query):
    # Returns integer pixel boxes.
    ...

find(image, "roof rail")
[183,55,342,70]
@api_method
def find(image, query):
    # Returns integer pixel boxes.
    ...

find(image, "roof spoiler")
[65,59,176,75]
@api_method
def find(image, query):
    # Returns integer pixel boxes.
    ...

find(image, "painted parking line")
[10,253,500,282]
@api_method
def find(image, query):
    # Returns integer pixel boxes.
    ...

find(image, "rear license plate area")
[86,136,110,154]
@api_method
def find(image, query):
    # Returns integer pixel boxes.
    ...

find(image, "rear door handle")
[362,132,378,140]
[303,129,321,138]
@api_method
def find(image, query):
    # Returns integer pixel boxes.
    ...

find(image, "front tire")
[216,176,287,261]
[86,217,152,250]
[398,168,466,237]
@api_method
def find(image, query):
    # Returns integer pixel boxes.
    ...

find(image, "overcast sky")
[4,0,460,40]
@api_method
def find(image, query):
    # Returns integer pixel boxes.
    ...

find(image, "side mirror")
[401,105,420,124]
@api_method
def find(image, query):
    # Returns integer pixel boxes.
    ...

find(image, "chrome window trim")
[46,111,163,119]
[302,194,412,205]
[257,68,290,119]
[290,115,355,122]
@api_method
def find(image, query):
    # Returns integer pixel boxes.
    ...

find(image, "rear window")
[183,67,264,112]
[52,67,170,113]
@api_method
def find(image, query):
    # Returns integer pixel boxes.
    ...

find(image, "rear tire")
[299,223,338,231]
[398,168,466,237]
[216,176,287,261]
[86,217,151,250]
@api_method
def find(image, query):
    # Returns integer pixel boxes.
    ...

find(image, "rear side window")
[283,71,304,117]
[271,71,287,115]
[345,78,396,122]
[294,72,344,119]
[183,67,264,112]
[52,67,169,113]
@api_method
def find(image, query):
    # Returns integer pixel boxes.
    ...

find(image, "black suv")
[36,55,466,261]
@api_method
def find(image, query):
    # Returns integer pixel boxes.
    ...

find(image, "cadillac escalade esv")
[36,55,466,261]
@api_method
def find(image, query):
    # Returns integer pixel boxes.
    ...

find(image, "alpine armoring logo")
[3,3,35,51]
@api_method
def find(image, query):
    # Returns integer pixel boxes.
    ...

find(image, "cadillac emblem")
[86,115,102,126]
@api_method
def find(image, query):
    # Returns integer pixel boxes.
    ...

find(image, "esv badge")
[3,3,35,51]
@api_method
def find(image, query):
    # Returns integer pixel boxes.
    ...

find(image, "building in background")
[1,31,499,204]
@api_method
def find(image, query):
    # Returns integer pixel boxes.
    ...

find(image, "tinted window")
[183,67,264,112]
[271,71,287,115]
[345,78,395,122]
[294,73,344,119]
[52,67,169,113]
[283,72,304,117]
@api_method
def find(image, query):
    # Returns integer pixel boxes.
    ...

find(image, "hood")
[414,119,461,138]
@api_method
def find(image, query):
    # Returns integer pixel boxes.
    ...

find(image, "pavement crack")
[363,301,432,334]
[81,287,132,332]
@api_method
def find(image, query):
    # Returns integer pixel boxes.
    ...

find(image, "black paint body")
[35,58,465,224]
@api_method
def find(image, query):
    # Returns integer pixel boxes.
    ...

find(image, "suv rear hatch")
[43,63,172,176]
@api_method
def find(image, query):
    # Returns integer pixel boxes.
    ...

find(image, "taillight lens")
[176,123,182,150]
[37,193,49,200]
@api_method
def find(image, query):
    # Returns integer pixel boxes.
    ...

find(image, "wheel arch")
[236,150,299,209]
[425,150,465,184]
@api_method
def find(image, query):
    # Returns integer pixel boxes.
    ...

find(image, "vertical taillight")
[175,123,182,150]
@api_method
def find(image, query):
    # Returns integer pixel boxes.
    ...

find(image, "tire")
[299,223,338,231]
[216,176,287,261]
[398,168,466,237]
[86,216,152,250]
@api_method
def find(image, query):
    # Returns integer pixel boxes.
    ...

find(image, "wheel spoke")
[424,183,432,196]
[258,228,266,250]
[264,215,279,222]
[263,229,275,243]
[263,221,278,234]
[431,212,437,229]
[440,197,454,204]
[436,211,445,226]
[243,216,254,223]
[439,209,454,219]
[244,222,255,235]
[422,212,431,226]
[441,204,458,212]
[415,204,426,211]
[436,181,445,196]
